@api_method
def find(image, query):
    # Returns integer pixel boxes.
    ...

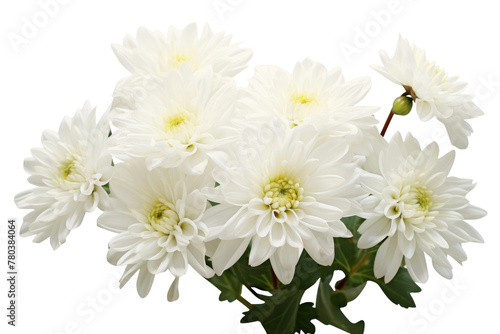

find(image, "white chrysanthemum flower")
[203,124,364,284]
[243,58,378,154]
[15,101,113,249]
[110,65,240,175]
[112,23,252,110]
[98,159,214,300]
[371,36,483,149]
[358,132,486,283]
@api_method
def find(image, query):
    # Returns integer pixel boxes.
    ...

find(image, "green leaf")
[357,265,421,308]
[337,216,421,308]
[102,182,110,195]
[291,251,335,290]
[237,249,336,334]
[337,282,367,304]
[231,250,275,292]
[341,216,365,239]
[332,216,368,276]
[316,276,365,334]
[294,302,316,334]
[206,267,242,303]
[242,287,305,334]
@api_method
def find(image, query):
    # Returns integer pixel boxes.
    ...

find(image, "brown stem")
[380,110,394,137]
[271,267,280,290]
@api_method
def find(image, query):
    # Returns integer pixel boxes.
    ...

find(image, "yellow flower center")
[172,54,191,69]
[386,183,437,227]
[287,92,318,127]
[148,199,179,235]
[293,94,316,105]
[59,160,77,180]
[164,110,195,144]
[408,186,432,214]
[166,113,189,130]
[263,176,304,212]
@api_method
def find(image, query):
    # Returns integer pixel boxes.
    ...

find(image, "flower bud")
[392,96,413,115]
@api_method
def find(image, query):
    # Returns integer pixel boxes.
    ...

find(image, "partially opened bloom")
[359,132,486,283]
[112,23,252,110]
[15,101,112,249]
[203,124,364,284]
[242,58,379,154]
[372,36,483,149]
[98,159,214,300]
[110,65,241,175]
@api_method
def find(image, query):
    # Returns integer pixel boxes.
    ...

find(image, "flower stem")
[271,267,280,290]
[350,252,373,275]
[336,252,373,290]
[380,110,394,137]
[244,284,264,300]
[236,295,253,309]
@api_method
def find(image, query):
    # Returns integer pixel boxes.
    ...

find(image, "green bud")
[392,96,413,116]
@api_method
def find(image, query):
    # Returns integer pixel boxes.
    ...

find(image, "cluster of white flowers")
[16,24,486,301]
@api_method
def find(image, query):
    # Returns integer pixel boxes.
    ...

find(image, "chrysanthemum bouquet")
[15,24,486,334]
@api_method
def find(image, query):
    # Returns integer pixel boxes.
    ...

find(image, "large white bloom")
[97,159,214,300]
[203,124,364,284]
[242,58,379,154]
[15,101,112,249]
[358,132,486,283]
[110,65,240,175]
[112,23,252,111]
[372,36,483,149]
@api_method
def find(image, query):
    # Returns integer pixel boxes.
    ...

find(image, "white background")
[1,0,499,333]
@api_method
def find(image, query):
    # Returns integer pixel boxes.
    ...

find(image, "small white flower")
[203,124,364,284]
[110,65,241,175]
[242,58,379,154]
[98,159,214,300]
[359,132,486,283]
[372,36,483,149]
[112,23,252,111]
[15,101,113,249]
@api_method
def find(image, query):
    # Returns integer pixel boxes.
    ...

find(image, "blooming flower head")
[113,23,252,78]
[372,36,483,149]
[112,23,252,110]
[242,58,379,154]
[110,65,241,175]
[15,101,112,249]
[203,124,364,284]
[359,132,486,283]
[98,158,214,300]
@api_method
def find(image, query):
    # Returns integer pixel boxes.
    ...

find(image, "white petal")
[406,250,428,283]
[374,237,403,283]
[270,244,301,284]
[303,231,335,266]
[211,237,251,275]
[358,216,391,249]
[137,267,155,298]
[169,251,188,277]
[249,236,275,266]
[167,277,180,302]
